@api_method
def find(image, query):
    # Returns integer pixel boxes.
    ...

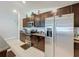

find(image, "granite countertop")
[32,33,45,37]
[74,37,79,43]
[0,36,10,52]
[20,29,45,37]
[20,30,31,36]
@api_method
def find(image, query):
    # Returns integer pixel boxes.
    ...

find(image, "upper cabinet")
[57,5,72,15]
[34,15,45,27]
[34,16,41,27]
[23,17,31,27]
[23,16,45,27]
[40,17,45,27]
[22,11,53,27]
[72,3,79,27]
[34,11,53,27]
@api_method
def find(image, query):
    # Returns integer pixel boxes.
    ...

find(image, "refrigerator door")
[55,14,74,57]
[45,17,55,57]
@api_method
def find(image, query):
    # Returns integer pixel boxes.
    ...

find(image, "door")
[55,14,74,57]
[45,17,55,57]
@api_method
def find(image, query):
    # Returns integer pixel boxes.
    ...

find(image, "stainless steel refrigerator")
[45,13,74,57]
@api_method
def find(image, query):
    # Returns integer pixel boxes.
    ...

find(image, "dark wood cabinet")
[31,35,45,52]
[31,35,38,48]
[38,37,45,52]
[23,16,45,27]
[74,13,79,27]
[40,16,45,27]
[74,42,79,57]
[72,3,79,27]
[57,5,72,15]
[34,16,45,27]
[0,50,7,57]
[20,32,27,43]
[34,17,41,27]
[23,18,31,27]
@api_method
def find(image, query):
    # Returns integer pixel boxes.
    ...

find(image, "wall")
[0,10,18,40]
[0,1,22,40]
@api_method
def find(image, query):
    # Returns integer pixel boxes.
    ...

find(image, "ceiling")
[0,1,79,18]
[22,1,79,9]
[22,1,79,15]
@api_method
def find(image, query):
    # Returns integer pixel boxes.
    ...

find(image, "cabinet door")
[23,19,27,27]
[74,13,79,27]
[72,3,79,27]
[0,50,7,57]
[34,16,45,27]
[40,17,45,27]
[31,36,38,47]
[23,18,30,27]
[38,37,45,52]
[20,32,26,42]
[34,17,41,27]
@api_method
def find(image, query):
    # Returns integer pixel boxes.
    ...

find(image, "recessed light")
[12,9,17,14]
[22,1,26,4]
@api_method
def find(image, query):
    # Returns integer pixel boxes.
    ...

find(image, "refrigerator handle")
[53,16,56,57]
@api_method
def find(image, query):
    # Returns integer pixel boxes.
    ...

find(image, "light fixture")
[12,9,17,14]
[22,1,26,4]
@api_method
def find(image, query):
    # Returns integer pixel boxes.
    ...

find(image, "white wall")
[0,1,22,40]
[0,10,18,39]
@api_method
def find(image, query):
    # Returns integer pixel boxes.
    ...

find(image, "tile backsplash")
[24,27,45,33]
[74,27,79,37]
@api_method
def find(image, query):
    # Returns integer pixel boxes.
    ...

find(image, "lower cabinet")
[0,50,7,57]
[20,32,26,43]
[31,35,45,52]
[31,36,38,48]
[74,42,79,57]
[38,37,45,52]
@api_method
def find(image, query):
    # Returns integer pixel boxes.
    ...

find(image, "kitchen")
[0,1,79,57]
[20,2,79,57]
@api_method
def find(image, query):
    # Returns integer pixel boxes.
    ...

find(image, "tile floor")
[5,39,44,57]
